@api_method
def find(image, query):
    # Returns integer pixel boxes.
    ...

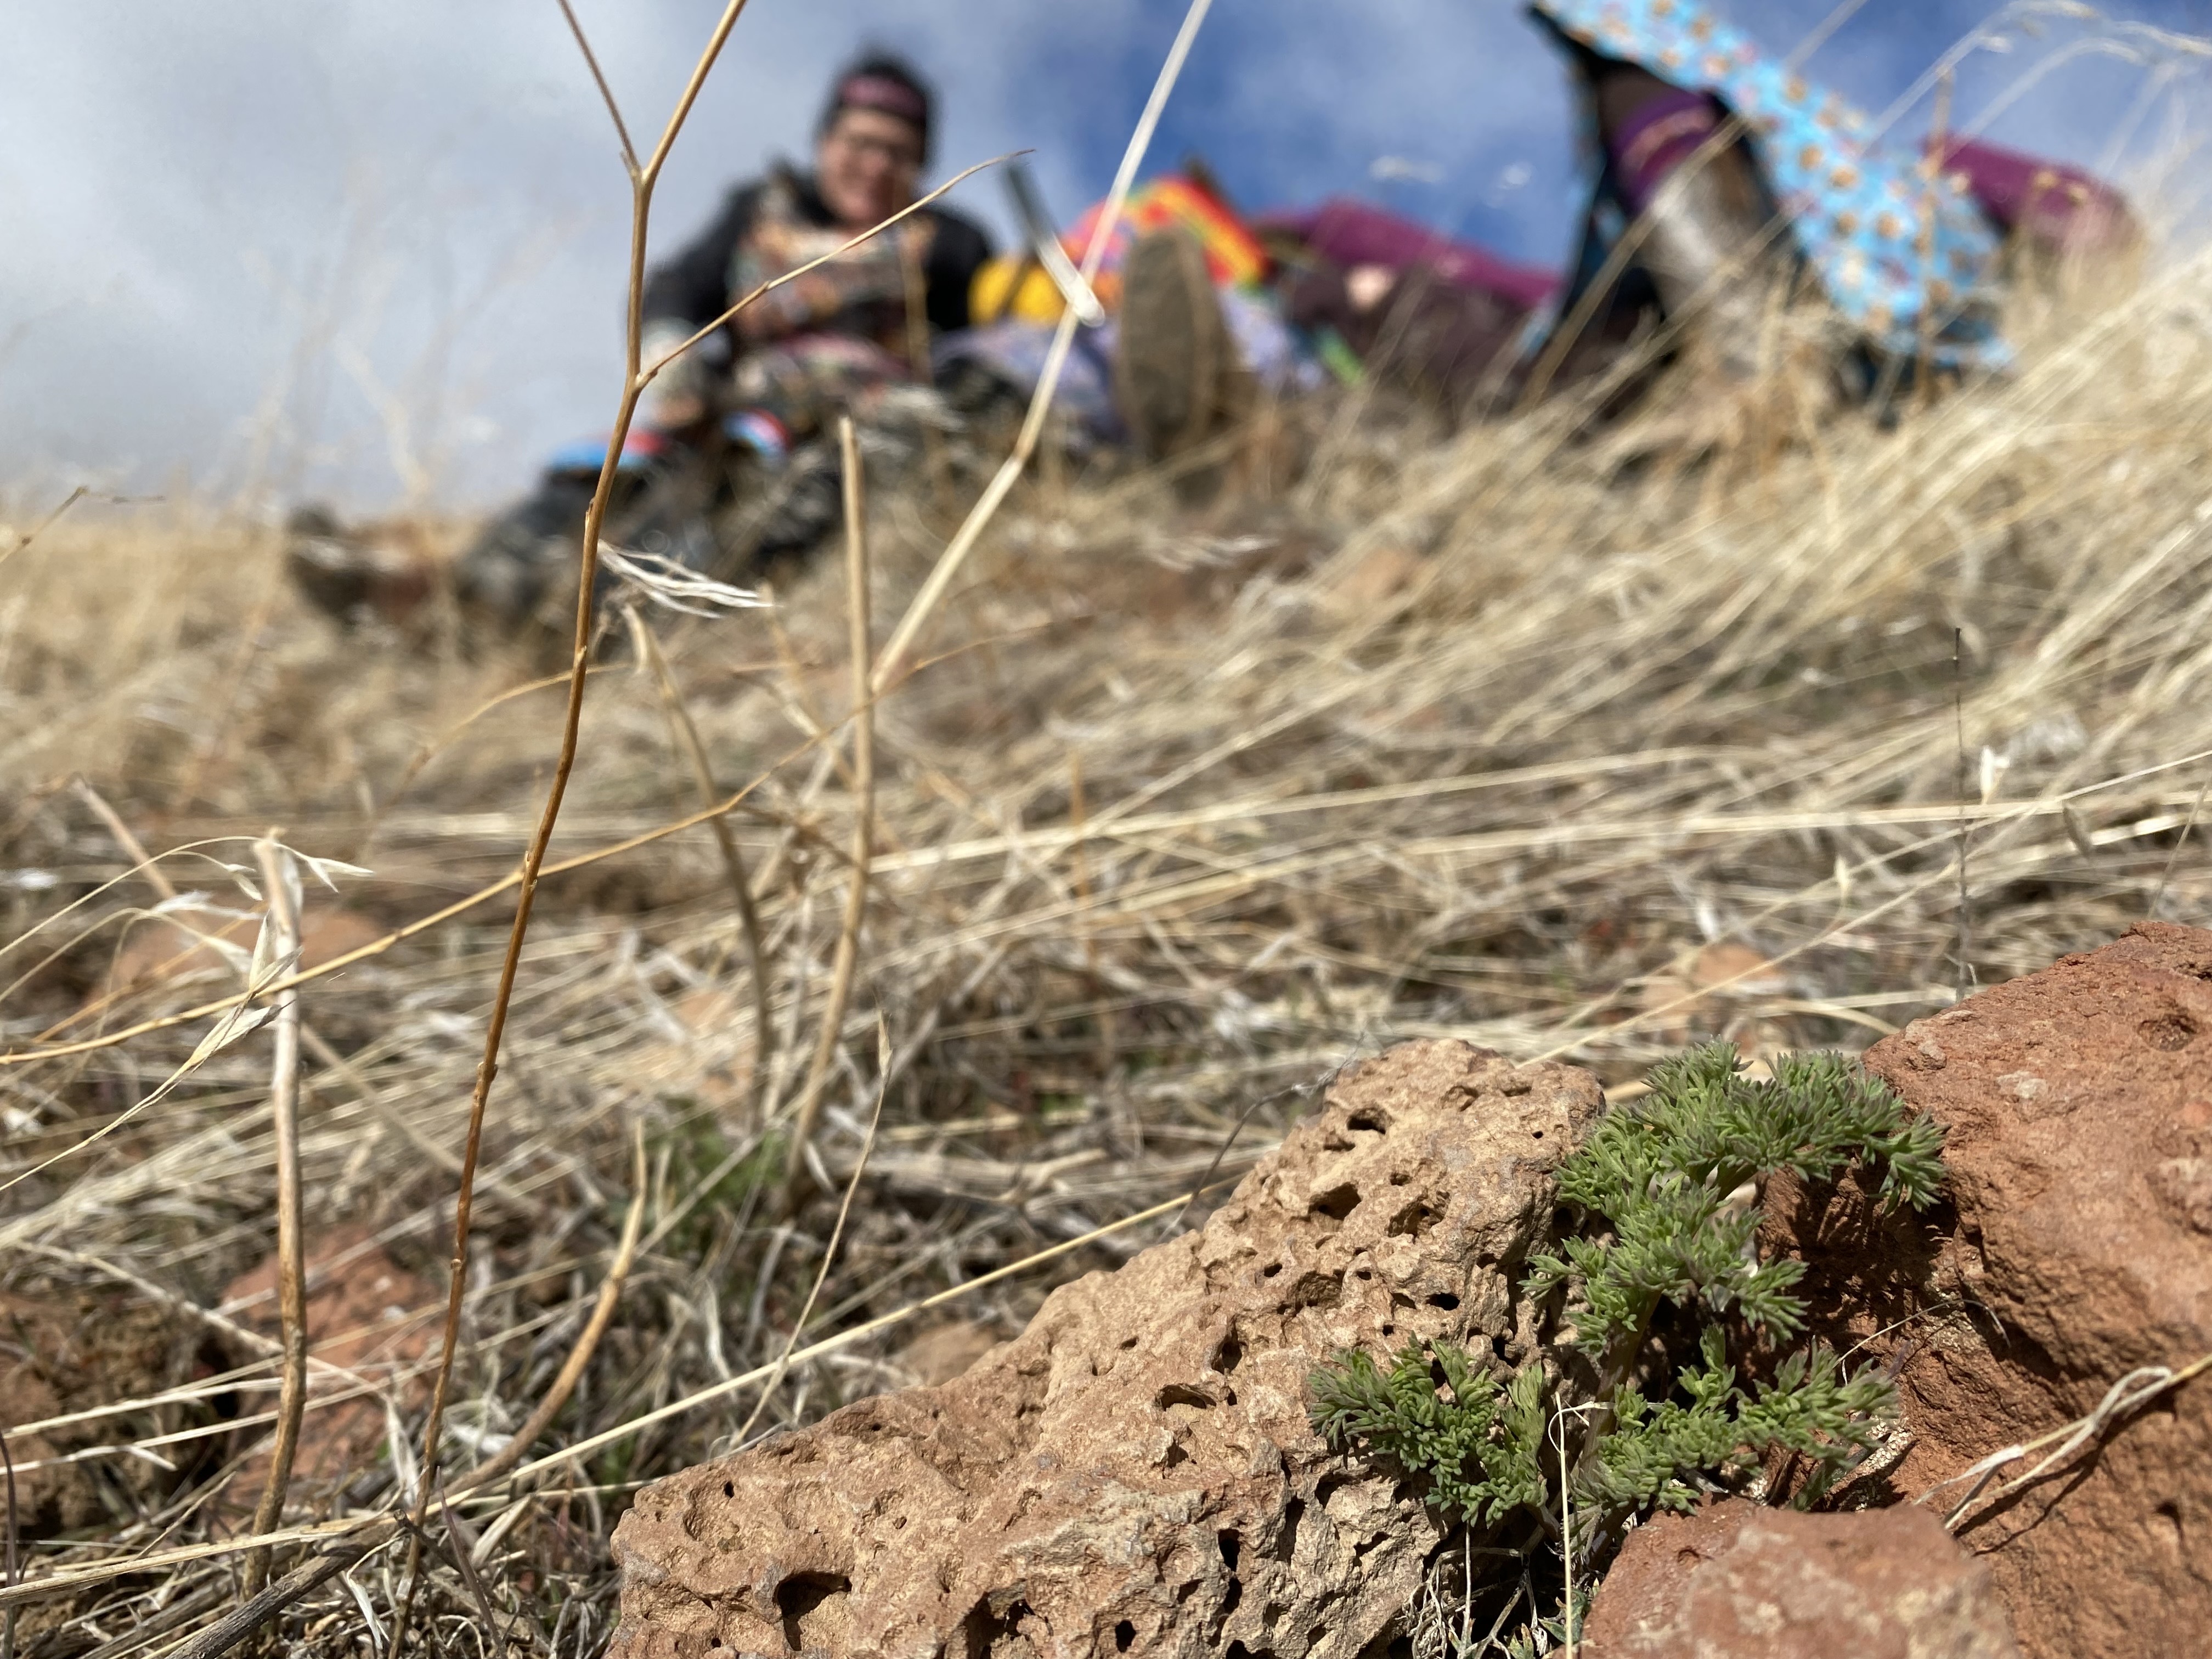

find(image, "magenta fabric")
[834,74,928,128]
[1255,198,1559,312]
[1609,86,1724,212]
[1927,137,2136,254]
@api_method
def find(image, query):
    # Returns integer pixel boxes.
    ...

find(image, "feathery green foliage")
[1578,1327,1898,1513]
[1310,1342,1548,1526]
[1527,1043,1944,1355]
[1309,1042,1944,1544]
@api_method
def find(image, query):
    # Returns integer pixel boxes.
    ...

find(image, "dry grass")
[4,239,2212,1654]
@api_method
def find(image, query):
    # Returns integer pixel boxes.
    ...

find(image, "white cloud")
[2,0,2202,512]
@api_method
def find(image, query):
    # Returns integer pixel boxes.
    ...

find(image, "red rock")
[610,1040,1604,1659]
[1581,1500,2020,1658]
[1772,922,2212,1659]
[105,903,385,995]
[221,1227,438,1499]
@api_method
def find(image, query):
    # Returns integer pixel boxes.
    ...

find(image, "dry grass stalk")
[391,3,757,1645]
[1923,1344,2212,1531]
[785,417,878,1198]
[240,837,306,1600]
[7,25,2212,1656]
[627,605,776,1123]
[2,1427,17,1659]
[69,778,181,905]
[1558,1408,1576,1659]
[0,484,86,577]
[742,1024,885,1443]
[462,1124,648,1491]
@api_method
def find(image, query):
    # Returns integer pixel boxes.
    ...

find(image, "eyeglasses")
[827,126,922,172]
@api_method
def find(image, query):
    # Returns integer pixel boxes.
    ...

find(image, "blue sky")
[3,1,2209,510]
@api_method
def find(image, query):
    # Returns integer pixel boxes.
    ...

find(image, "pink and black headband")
[823,62,933,161]
[837,74,928,128]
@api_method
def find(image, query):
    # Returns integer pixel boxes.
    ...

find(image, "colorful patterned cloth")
[1533,0,2009,366]
[729,334,915,443]
[1065,173,1273,309]
[726,173,936,359]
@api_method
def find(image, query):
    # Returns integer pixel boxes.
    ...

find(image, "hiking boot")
[285,506,437,627]
[1113,228,1231,462]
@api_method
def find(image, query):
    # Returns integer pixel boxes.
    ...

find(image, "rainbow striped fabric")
[1064,174,1272,312]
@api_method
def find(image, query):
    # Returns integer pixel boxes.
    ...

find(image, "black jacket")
[642,168,994,346]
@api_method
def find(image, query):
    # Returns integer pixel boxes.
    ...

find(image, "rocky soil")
[1579,1502,2019,1659]
[611,1042,1602,1658]
[1771,919,2212,1658]
[609,925,2212,1658]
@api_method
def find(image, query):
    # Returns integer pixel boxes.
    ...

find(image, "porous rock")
[1580,1500,2021,1658]
[1770,922,2212,1658]
[610,1040,1604,1659]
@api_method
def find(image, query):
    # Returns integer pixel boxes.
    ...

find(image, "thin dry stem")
[241,837,306,1600]
[872,0,1216,689]
[555,0,640,176]
[71,778,179,903]
[2,1426,16,1659]
[1558,1407,1576,1659]
[0,484,87,575]
[785,417,876,1197]
[449,1123,649,1495]
[740,1026,885,1444]
[393,5,752,1649]
[628,607,776,1124]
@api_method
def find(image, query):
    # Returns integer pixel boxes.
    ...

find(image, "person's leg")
[451,471,603,635]
[1111,228,1233,464]
[1583,56,1781,382]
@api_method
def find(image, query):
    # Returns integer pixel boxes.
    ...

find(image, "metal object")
[1003,160,1107,326]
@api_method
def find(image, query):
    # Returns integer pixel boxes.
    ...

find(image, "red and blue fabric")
[545,427,674,477]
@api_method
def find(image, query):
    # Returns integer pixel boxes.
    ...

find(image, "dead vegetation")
[5,252,2211,1651]
[8,19,2212,1644]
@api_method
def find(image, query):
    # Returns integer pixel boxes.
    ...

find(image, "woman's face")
[815,108,924,230]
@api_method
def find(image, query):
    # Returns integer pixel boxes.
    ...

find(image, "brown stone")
[220,1228,438,1499]
[1772,922,2212,1658]
[610,1039,1604,1659]
[894,1321,1003,1389]
[1581,1500,2020,1658]
[105,903,385,996]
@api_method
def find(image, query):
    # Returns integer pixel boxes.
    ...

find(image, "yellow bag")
[970,255,1067,325]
